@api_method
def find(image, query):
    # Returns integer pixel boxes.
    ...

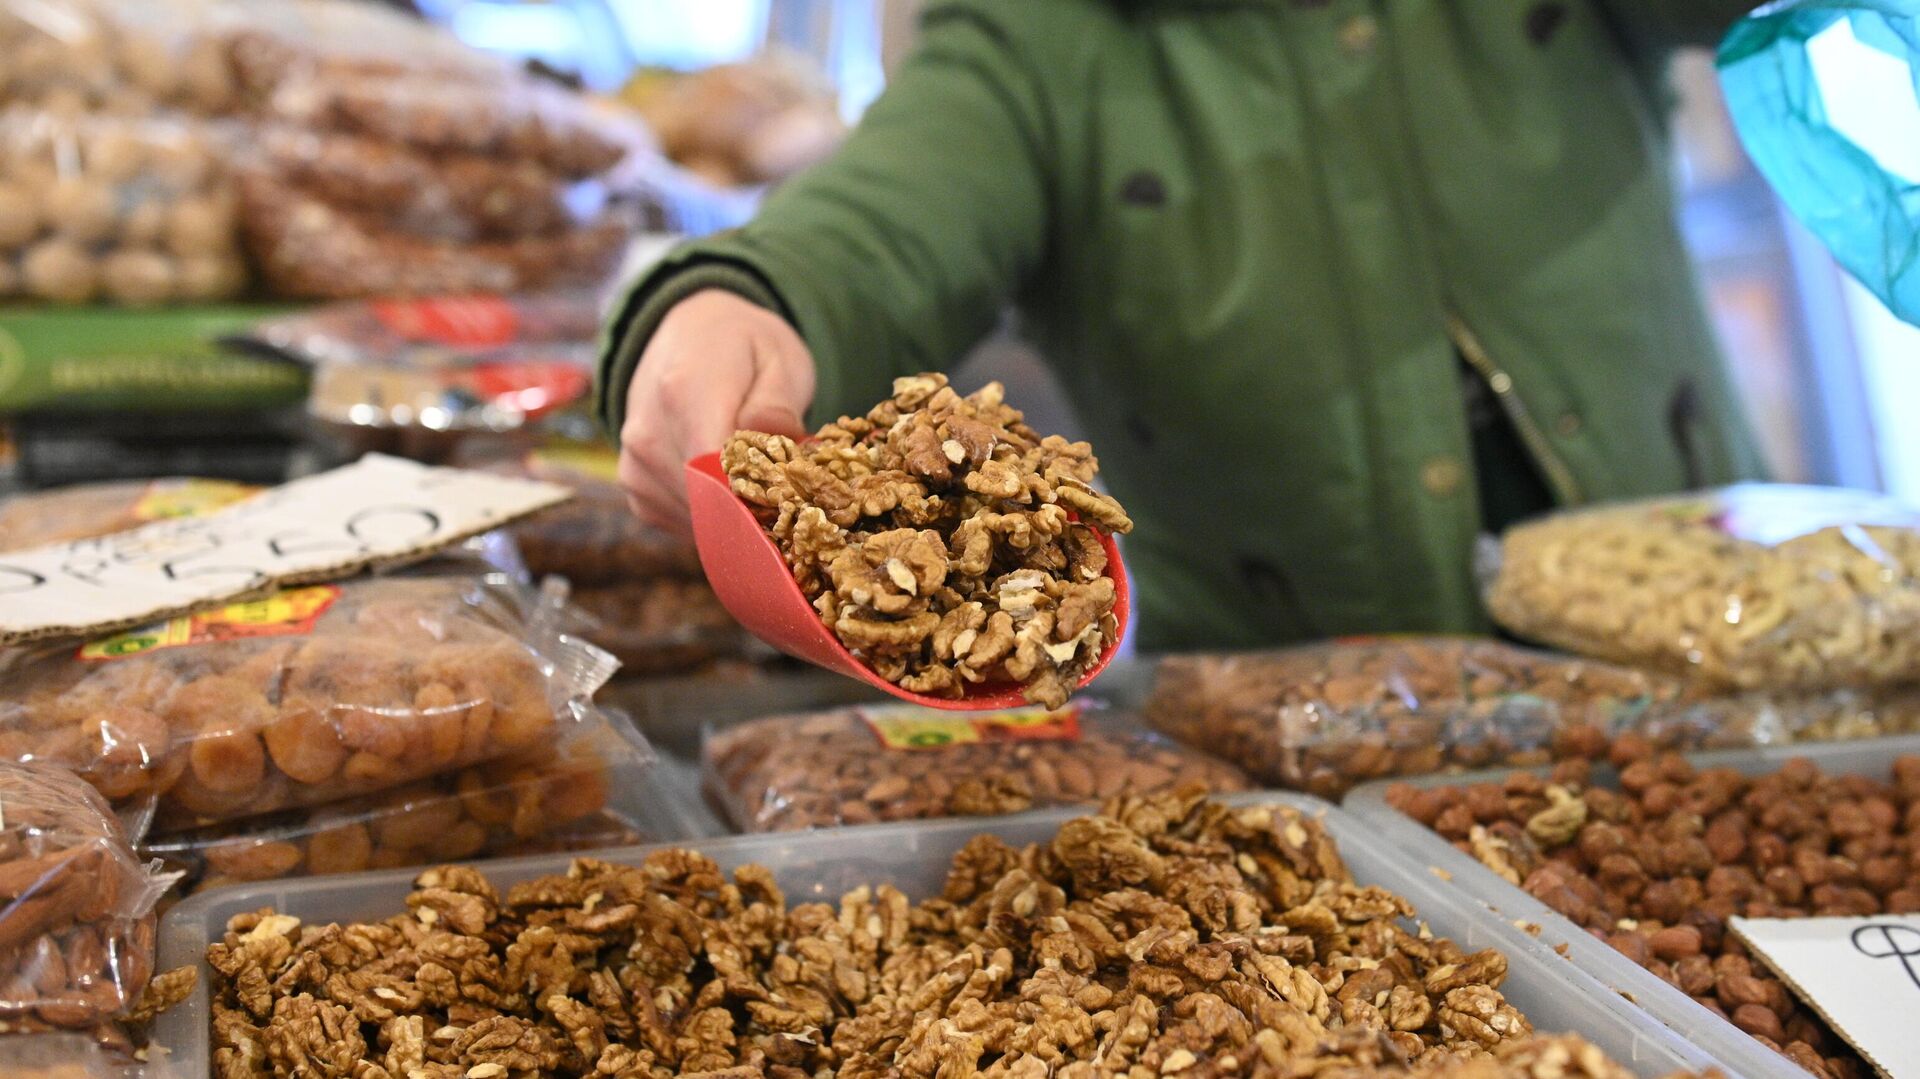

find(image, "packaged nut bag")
[1486,484,1920,690]
[1143,637,1730,798]
[0,573,618,830]
[0,760,175,1033]
[143,705,653,893]
[0,478,255,553]
[1729,683,1920,744]
[702,704,1251,832]
[256,127,576,244]
[0,0,240,118]
[502,454,748,675]
[236,172,627,300]
[506,460,702,585]
[0,1034,133,1077]
[566,577,745,675]
[0,109,247,305]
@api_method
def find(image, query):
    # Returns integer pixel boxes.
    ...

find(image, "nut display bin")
[1345,735,1920,1079]
[149,791,1723,1077]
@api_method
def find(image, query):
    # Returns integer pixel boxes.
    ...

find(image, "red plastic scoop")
[685,452,1129,710]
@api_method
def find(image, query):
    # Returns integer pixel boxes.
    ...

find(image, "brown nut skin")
[1410,750,1920,1077]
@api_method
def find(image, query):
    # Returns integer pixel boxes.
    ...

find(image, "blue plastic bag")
[1718,1,1920,325]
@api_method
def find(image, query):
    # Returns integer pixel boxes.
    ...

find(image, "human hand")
[617,289,815,537]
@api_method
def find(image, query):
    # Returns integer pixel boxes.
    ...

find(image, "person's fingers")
[659,345,755,461]
[618,442,690,538]
[738,333,815,438]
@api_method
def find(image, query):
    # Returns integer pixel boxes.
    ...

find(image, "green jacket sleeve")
[595,0,1054,435]
[1594,0,1756,49]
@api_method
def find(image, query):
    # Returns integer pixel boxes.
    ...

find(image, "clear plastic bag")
[240,295,601,436]
[506,463,703,584]
[236,172,628,300]
[255,127,576,243]
[225,4,625,182]
[0,109,247,304]
[0,0,240,118]
[702,705,1252,832]
[0,573,617,829]
[1738,684,1920,743]
[565,578,744,675]
[622,51,846,187]
[1485,485,1920,690]
[1142,637,1727,798]
[0,1033,145,1078]
[0,760,174,1032]
[0,479,256,553]
[143,705,654,893]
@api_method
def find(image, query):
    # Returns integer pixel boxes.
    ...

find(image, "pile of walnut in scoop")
[205,789,1707,1079]
[723,373,1130,707]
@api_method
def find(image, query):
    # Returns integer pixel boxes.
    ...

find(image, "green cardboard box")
[0,305,310,414]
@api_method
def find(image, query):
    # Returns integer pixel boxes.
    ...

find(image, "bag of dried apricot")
[144,704,654,891]
[0,571,616,829]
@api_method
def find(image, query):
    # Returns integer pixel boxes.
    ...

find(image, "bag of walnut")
[0,571,618,831]
[142,704,654,893]
[0,760,175,1033]
[702,703,1251,832]
[1485,484,1920,690]
[498,453,750,675]
[1143,637,1738,798]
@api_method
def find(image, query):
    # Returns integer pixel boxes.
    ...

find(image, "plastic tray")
[150,790,1720,1077]
[1344,734,1920,1079]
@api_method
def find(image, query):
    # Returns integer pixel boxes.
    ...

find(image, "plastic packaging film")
[142,706,654,893]
[1484,485,1920,690]
[0,760,176,1033]
[0,479,257,553]
[702,704,1253,831]
[0,109,247,305]
[1141,637,1754,798]
[0,573,618,829]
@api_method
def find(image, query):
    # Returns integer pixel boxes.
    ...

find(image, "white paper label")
[1729,915,1920,1079]
[0,454,569,643]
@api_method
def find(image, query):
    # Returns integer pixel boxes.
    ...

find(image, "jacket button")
[1339,15,1378,54]
[1555,411,1583,437]
[1422,456,1465,497]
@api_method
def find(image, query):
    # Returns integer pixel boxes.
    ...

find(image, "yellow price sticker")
[861,703,1084,751]
[79,584,341,661]
[131,479,257,522]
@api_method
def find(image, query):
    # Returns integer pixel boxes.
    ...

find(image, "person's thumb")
[738,402,807,439]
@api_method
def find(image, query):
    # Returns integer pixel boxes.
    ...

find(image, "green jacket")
[597,0,1766,652]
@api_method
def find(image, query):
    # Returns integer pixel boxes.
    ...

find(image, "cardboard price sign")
[0,454,568,643]
[1729,915,1920,1079]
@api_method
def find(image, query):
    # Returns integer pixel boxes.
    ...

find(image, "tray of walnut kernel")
[1346,734,1920,1079]
[149,789,1726,1078]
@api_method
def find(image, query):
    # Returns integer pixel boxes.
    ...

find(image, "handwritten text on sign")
[0,454,568,643]
[1730,915,1920,1079]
